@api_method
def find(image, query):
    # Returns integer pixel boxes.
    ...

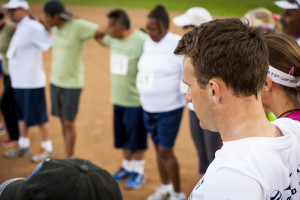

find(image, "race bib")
[6,39,17,59]
[137,71,154,91]
[110,54,129,76]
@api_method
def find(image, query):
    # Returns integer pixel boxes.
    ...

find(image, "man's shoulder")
[130,29,149,41]
[24,17,46,32]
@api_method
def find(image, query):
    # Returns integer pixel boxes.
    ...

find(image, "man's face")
[44,13,59,28]
[107,19,123,39]
[182,56,213,130]
[7,8,24,23]
[280,9,300,38]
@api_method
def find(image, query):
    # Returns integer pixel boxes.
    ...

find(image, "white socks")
[18,137,30,149]
[132,160,145,174]
[122,159,133,172]
[162,183,174,192]
[41,140,53,152]
[18,137,53,152]
[122,159,145,174]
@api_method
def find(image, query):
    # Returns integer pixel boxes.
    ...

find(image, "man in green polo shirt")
[43,0,103,158]
[98,9,149,189]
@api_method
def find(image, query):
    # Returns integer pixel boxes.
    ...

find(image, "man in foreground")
[175,18,300,199]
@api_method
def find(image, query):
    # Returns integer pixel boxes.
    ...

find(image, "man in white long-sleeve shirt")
[2,0,53,163]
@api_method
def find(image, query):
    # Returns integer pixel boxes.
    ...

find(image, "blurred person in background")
[43,0,103,158]
[138,5,185,200]
[275,0,300,45]
[173,7,222,175]
[262,33,300,122]
[98,9,148,189]
[244,7,280,34]
[0,10,19,147]
[2,0,53,163]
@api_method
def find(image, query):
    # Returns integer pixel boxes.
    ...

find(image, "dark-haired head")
[107,9,130,30]
[107,9,130,38]
[146,5,169,42]
[148,5,169,30]
[175,18,269,97]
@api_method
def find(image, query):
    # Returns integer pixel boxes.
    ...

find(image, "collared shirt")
[8,16,52,89]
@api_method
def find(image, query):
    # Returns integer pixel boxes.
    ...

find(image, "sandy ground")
[0,5,203,200]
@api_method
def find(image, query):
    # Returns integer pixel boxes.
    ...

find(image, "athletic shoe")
[112,167,132,181]
[125,172,145,189]
[146,184,173,200]
[1,139,18,147]
[31,148,54,163]
[169,191,186,200]
[4,147,31,158]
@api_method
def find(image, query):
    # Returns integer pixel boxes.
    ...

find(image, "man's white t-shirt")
[137,32,185,113]
[297,38,300,46]
[189,118,300,200]
[7,16,52,89]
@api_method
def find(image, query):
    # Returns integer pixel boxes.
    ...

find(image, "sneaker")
[1,139,18,147]
[147,184,173,200]
[169,191,186,200]
[112,167,132,181]
[4,147,31,158]
[31,148,54,163]
[125,172,145,189]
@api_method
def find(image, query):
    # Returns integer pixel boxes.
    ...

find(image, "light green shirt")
[0,20,15,75]
[50,19,98,88]
[104,29,148,107]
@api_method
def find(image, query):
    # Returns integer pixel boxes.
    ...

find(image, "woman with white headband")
[262,33,300,122]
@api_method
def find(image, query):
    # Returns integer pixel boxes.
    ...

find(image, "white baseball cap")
[2,0,29,10]
[274,0,300,9]
[173,7,212,27]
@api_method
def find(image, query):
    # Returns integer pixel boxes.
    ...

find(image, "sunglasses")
[287,0,300,8]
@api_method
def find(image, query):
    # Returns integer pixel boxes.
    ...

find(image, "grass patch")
[28,0,281,16]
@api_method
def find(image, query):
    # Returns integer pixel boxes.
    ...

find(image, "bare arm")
[94,26,107,46]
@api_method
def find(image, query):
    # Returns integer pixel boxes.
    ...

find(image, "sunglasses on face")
[287,0,300,8]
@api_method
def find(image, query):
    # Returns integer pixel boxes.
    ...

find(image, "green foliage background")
[27,0,281,17]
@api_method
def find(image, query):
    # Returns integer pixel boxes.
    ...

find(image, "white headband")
[268,65,300,88]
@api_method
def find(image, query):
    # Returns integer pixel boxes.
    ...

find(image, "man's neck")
[218,95,281,141]
[57,19,68,28]
[120,29,132,39]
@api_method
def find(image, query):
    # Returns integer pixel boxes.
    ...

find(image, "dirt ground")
[0,5,203,200]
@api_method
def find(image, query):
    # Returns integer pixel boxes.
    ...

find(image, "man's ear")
[208,79,221,104]
[263,76,273,92]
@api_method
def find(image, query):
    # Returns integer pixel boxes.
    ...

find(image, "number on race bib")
[137,71,154,91]
[110,54,129,76]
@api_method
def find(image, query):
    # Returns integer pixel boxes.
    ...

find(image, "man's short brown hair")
[174,18,269,97]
